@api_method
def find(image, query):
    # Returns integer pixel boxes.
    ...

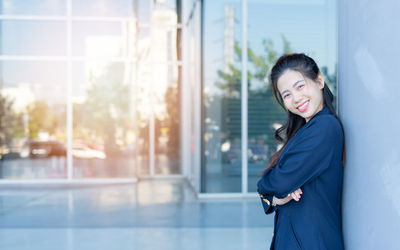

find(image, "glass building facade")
[0,0,181,180]
[0,0,337,195]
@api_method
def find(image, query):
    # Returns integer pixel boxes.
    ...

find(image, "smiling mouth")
[297,100,309,112]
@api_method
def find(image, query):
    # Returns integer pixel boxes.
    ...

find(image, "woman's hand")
[273,188,303,206]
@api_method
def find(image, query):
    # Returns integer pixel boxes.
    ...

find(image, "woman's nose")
[292,92,303,103]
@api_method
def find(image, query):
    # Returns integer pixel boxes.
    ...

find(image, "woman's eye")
[283,94,290,99]
[298,85,304,89]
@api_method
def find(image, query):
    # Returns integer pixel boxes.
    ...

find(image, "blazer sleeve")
[257,116,340,199]
[259,193,277,214]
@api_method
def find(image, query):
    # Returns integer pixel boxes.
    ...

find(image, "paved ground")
[0,179,274,250]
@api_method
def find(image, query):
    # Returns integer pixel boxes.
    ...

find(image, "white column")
[339,0,400,249]
[241,0,248,194]
[66,0,73,180]
[180,0,191,181]
[194,0,202,193]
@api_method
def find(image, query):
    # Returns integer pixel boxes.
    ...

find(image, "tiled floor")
[0,179,274,250]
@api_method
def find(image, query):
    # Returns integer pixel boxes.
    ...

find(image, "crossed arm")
[259,188,303,214]
[257,117,339,214]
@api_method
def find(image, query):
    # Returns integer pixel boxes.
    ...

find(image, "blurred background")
[0,0,183,180]
[0,0,337,194]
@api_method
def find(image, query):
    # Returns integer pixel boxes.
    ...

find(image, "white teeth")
[298,101,309,110]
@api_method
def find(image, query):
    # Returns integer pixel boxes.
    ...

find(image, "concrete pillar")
[339,1,400,249]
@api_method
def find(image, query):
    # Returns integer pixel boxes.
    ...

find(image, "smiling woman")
[257,53,346,250]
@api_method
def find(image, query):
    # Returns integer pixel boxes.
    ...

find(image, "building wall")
[339,0,400,249]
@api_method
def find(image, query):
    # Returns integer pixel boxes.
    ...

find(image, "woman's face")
[277,69,325,123]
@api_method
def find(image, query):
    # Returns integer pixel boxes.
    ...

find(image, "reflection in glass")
[154,0,177,12]
[0,0,183,181]
[246,0,338,191]
[202,0,242,193]
[136,117,149,176]
[0,61,67,179]
[72,62,136,178]
[137,28,150,62]
[150,27,180,62]
[72,21,136,57]
[137,26,180,64]
[137,0,151,23]
[71,0,134,17]
[133,62,181,176]
[154,65,180,175]
[0,0,66,15]
[0,20,66,56]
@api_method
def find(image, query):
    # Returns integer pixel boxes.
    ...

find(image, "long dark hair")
[262,53,346,174]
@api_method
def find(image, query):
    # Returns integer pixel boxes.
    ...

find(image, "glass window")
[0,20,66,56]
[135,62,151,176]
[152,2,178,26]
[72,61,136,178]
[202,0,242,193]
[0,0,184,182]
[137,0,151,23]
[136,117,149,176]
[150,27,180,62]
[0,0,66,15]
[0,61,67,179]
[71,0,135,17]
[154,0,177,12]
[137,28,151,64]
[72,21,136,58]
[246,0,338,192]
[71,62,181,177]
[153,64,181,175]
[137,27,181,63]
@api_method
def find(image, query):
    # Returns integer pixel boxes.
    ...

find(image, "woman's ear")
[317,72,325,89]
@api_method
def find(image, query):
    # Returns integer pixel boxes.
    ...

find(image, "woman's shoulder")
[283,114,340,153]
[303,113,343,138]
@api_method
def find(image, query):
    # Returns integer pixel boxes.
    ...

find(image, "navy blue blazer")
[257,106,345,250]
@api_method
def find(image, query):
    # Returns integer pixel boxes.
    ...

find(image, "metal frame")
[138,174,185,180]
[0,56,183,65]
[241,0,248,194]
[180,2,191,187]
[0,179,137,185]
[66,0,73,180]
[194,0,202,194]
[0,15,183,28]
[178,0,202,192]
[197,192,258,199]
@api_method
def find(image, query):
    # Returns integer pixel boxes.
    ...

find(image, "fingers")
[291,188,302,202]
[286,188,303,202]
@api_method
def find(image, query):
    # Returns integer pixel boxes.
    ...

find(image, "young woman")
[257,53,346,250]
